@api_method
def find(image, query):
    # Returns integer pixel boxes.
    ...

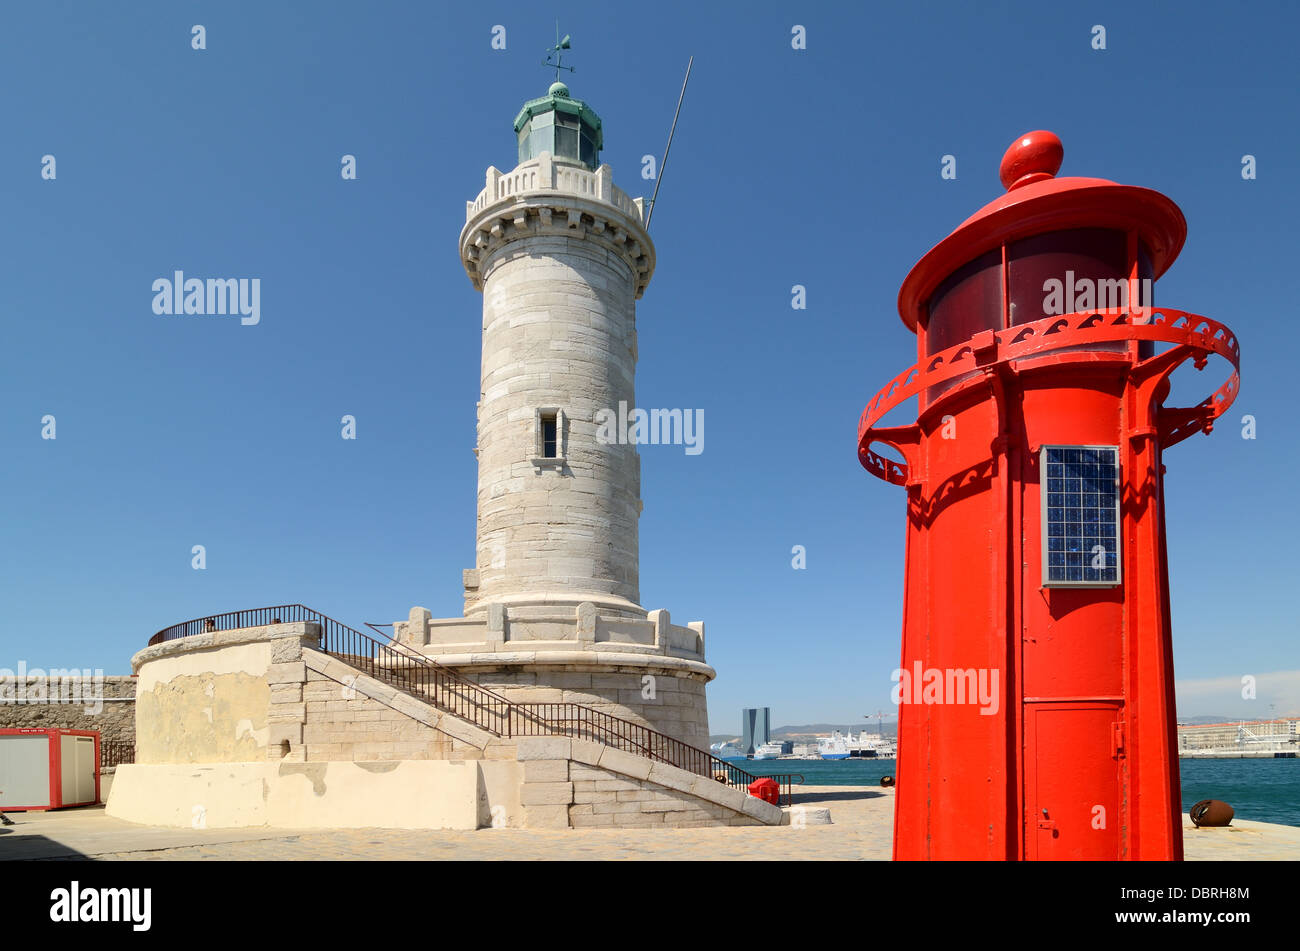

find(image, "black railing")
[149,605,802,805]
[315,615,514,736]
[509,702,772,787]
[150,604,326,645]
[100,741,134,769]
[151,604,514,734]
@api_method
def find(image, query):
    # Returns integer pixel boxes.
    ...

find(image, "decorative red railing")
[857,307,1241,485]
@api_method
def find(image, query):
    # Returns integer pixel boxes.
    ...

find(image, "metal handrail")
[151,603,323,645]
[509,701,759,785]
[317,615,515,735]
[100,740,135,769]
[148,605,801,804]
[151,603,514,733]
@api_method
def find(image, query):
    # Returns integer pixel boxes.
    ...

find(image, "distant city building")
[741,708,771,755]
[1177,718,1299,751]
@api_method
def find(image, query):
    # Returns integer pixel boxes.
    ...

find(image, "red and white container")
[0,728,101,811]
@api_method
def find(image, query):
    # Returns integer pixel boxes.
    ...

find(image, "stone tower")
[396,78,713,747]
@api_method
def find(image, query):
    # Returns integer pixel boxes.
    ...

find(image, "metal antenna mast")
[644,55,693,229]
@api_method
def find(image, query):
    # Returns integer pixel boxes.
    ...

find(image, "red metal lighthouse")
[858,132,1240,860]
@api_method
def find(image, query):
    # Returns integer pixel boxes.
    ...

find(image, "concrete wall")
[107,760,519,830]
[134,641,272,764]
[270,760,482,829]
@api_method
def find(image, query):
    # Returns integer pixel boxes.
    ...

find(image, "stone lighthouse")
[395,76,714,748]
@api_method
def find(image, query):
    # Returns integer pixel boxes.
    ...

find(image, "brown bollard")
[1190,799,1234,827]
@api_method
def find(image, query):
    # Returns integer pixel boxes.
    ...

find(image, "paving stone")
[7,790,1292,862]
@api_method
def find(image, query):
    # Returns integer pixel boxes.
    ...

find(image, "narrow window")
[541,412,558,458]
[1041,445,1121,587]
[533,407,564,466]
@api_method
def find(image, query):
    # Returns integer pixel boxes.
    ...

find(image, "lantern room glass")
[517,109,600,170]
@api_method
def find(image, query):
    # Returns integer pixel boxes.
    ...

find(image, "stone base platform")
[112,621,772,832]
[398,603,716,747]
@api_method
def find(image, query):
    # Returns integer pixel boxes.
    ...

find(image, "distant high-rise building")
[741,708,770,755]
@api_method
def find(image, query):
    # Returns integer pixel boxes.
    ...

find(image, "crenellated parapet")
[459,153,655,298]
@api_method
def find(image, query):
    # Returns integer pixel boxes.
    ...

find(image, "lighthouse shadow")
[0,832,93,860]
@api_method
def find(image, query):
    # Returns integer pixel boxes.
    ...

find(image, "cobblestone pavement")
[2,786,1296,860]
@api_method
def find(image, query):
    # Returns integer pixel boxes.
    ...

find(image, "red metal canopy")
[897,131,1188,332]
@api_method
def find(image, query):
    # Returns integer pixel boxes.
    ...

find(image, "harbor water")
[730,756,1300,827]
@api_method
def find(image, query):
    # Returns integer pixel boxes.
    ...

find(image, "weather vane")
[544,22,574,81]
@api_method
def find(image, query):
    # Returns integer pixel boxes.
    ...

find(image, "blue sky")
[1,1,1296,734]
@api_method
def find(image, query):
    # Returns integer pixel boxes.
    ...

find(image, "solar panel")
[1041,445,1121,586]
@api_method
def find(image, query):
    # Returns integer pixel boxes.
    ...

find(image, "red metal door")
[1024,702,1122,860]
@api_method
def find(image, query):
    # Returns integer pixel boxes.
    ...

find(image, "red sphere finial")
[999,130,1064,191]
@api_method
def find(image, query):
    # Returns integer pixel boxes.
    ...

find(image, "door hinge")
[1112,721,1126,758]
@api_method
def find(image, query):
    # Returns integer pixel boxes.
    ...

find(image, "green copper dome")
[513,84,603,170]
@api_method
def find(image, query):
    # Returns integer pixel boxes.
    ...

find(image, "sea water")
[731,756,1300,827]
[1180,757,1300,827]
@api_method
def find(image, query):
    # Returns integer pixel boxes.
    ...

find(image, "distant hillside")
[774,723,895,737]
[711,715,1292,746]
[1177,714,1300,725]
[710,722,896,745]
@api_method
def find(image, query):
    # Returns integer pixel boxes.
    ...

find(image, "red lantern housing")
[858,132,1241,860]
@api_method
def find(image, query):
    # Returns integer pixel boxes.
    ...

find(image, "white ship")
[752,741,784,760]
[818,731,851,760]
[850,731,896,759]
[709,741,746,759]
